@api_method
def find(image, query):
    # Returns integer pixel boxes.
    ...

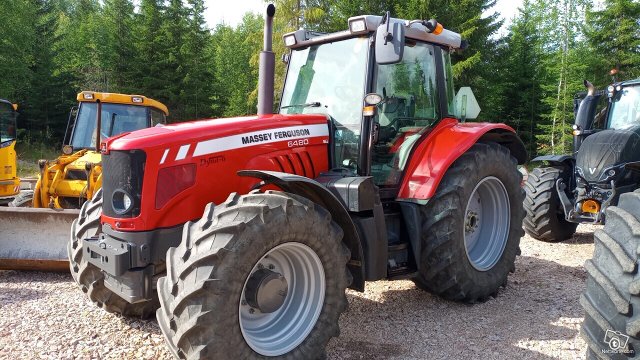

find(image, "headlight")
[348,18,368,34]
[112,189,134,215]
[284,34,296,47]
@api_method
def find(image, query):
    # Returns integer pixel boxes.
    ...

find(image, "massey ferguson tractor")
[523,79,640,242]
[69,5,526,359]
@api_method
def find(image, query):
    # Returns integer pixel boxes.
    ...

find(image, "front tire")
[67,189,158,318]
[581,190,640,358]
[413,142,525,302]
[156,191,351,359]
[523,167,578,242]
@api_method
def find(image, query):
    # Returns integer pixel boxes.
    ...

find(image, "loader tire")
[413,142,525,302]
[157,191,351,359]
[523,167,577,242]
[581,190,640,358]
[68,189,158,318]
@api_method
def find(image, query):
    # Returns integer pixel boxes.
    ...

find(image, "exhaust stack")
[257,4,276,115]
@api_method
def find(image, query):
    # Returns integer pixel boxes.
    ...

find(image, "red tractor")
[69,5,527,359]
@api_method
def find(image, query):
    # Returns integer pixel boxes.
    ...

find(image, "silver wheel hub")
[239,242,325,356]
[464,176,511,271]
[244,269,288,313]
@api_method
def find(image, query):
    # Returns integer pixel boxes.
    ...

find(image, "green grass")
[15,141,60,178]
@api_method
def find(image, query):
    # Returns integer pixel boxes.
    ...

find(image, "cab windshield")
[0,103,17,144]
[70,102,150,149]
[608,85,640,130]
[280,37,369,170]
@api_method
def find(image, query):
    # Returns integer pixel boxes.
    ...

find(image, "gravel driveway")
[0,226,595,359]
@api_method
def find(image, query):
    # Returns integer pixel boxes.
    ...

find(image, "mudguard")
[531,154,575,171]
[397,118,527,202]
[238,170,366,291]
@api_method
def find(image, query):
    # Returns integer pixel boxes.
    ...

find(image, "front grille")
[102,150,146,218]
[65,169,88,181]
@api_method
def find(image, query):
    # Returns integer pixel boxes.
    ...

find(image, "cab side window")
[371,41,439,186]
[150,108,166,126]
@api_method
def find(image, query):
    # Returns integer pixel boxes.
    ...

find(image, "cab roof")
[284,15,463,51]
[77,91,169,115]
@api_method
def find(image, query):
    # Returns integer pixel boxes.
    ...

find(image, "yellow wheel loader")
[0,91,167,271]
[0,99,19,205]
[31,91,168,208]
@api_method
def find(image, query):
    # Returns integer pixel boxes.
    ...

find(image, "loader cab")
[66,92,168,151]
[0,100,19,203]
[0,100,17,146]
[280,15,477,190]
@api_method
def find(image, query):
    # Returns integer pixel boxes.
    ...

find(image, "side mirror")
[375,21,405,65]
[454,87,481,121]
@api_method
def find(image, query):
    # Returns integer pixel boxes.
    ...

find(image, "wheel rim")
[463,176,511,271]
[239,242,325,356]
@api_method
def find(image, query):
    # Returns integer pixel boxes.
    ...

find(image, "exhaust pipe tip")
[584,79,595,96]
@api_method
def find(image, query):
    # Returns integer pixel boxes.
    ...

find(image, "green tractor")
[523,79,640,242]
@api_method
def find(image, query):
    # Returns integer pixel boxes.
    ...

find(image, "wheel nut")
[249,308,255,314]
[268,264,275,270]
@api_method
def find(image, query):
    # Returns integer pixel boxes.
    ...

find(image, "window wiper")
[281,102,322,109]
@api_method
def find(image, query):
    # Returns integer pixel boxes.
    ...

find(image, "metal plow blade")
[0,207,79,271]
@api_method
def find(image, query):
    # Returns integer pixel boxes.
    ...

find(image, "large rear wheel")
[523,167,578,242]
[156,191,351,359]
[581,190,640,358]
[67,189,158,318]
[413,142,525,302]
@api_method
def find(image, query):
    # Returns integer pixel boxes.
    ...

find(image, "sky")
[203,0,525,31]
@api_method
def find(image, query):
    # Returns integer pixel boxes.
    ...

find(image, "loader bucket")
[0,207,78,271]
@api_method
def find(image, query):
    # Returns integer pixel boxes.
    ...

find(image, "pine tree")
[137,0,168,100]
[586,0,640,84]
[103,0,138,92]
[501,0,544,156]
[25,0,70,141]
[181,0,214,119]
[159,0,190,120]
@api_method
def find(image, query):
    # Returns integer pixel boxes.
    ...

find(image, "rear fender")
[397,118,527,202]
[238,170,365,291]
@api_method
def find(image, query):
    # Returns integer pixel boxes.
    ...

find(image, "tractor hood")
[576,126,640,182]
[101,113,333,231]
[106,114,330,152]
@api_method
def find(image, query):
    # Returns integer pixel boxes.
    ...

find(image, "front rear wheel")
[413,142,525,302]
[523,167,578,242]
[156,191,351,359]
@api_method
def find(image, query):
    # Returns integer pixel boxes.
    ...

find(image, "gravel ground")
[0,225,595,360]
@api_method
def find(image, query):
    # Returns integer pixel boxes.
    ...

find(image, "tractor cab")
[606,81,640,130]
[0,100,19,204]
[281,15,480,189]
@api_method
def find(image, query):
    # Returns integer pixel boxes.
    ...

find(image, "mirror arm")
[383,11,392,45]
